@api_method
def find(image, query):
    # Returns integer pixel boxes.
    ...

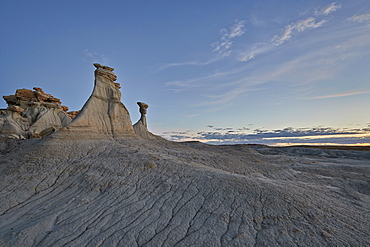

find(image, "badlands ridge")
[0,64,369,246]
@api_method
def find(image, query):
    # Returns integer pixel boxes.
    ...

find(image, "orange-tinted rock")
[33,87,50,102]
[15,89,37,102]
[47,96,61,104]
[61,105,69,112]
[67,110,79,119]
[3,95,17,105]
[7,105,24,114]
[33,87,61,103]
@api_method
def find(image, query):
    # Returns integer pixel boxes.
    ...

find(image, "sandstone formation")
[0,64,369,246]
[61,63,136,139]
[0,87,72,138]
[133,102,163,140]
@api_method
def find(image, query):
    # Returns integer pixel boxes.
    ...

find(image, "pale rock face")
[0,111,30,135]
[7,105,24,114]
[63,63,136,139]
[0,88,72,138]
[1,121,24,136]
[28,108,66,136]
[133,102,163,140]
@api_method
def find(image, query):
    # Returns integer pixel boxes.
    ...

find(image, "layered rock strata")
[0,87,72,138]
[62,63,136,139]
[133,102,163,140]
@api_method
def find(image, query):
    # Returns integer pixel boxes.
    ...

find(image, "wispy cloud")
[272,2,341,47]
[154,20,246,72]
[271,17,327,46]
[239,42,273,62]
[159,3,342,71]
[315,2,341,16]
[154,58,219,72]
[82,49,110,64]
[303,90,370,99]
[240,2,340,61]
[200,25,370,107]
[187,114,200,118]
[347,12,370,23]
[165,2,370,113]
[211,20,246,57]
[165,66,247,93]
[167,25,370,107]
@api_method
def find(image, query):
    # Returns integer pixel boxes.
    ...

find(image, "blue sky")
[1,0,370,145]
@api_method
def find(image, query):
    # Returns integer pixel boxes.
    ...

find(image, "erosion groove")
[0,138,369,246]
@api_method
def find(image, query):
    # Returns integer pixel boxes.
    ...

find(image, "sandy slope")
[0,136,369,246]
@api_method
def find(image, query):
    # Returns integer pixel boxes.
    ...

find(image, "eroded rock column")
[64,63,136,139]
[133,102,163,140]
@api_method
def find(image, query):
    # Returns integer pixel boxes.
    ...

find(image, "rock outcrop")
[0,87,72,138]
[133,102,163,140]
[62,63,136,139]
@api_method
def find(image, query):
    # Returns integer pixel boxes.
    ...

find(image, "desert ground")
[0,136,369,246]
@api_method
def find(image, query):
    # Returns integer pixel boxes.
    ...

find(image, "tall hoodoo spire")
[63,63,136,139]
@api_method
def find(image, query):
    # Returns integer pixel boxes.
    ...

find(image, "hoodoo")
[63,63,136,139]
[133,102,163,140]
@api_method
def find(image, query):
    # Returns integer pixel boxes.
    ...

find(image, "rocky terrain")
[0,64,369,246]
[0,87,74,139]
